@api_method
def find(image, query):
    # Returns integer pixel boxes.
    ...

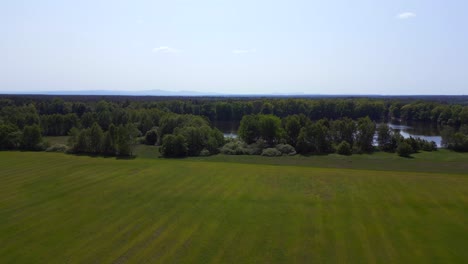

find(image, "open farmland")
[1,152,467,263]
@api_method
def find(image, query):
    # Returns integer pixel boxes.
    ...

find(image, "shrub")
[248,139,267,155]
[421,141,437,151]
[45,144,68,153]
[199,148,211,156]
[275,144,296,155]
[220,140,250,155]
[397,142,413,157]
[261,148,282,157]
[336,141,352,155]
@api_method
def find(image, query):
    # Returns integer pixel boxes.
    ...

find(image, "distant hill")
[1,90,467,104]
[6,89,222,96]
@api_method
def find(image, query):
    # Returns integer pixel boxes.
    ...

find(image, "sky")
[1,0,467,95]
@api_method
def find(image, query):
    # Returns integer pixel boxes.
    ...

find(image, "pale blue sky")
[1,0,467,94]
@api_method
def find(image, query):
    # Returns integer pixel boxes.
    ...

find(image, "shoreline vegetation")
[2,95,468,158]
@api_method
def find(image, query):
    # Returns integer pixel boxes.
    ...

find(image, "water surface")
[213,120,443,147]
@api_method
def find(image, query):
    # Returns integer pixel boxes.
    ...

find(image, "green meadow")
[1,151,467,263]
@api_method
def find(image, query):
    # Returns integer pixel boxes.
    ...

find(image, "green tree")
[76,129,91,153]
[215,102,233,121]
[296,120,332,154]
[258,115,283,145]
[161,134,188,157]
[20,125,42,150]
[283,115,302,145]
[330,118,356,145]
[102,132,116,155]
[179,126,205,156]
[144,127,159,145]
[460,106,468,125]
[238,115,260,144]
[354,117,376,153]
[89,122,104,153]
[115,124,139,156]
[205,128,225,154]
[260,102,274,114]
[0,123,21,150]
[377,124,395,152]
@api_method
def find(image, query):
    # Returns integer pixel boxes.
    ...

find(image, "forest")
[1,95,468,156]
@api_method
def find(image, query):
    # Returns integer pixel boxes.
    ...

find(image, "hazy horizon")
[1,1,467,95]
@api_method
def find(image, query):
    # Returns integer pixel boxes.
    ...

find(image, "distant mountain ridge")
[6,89,222,96]
[1,90,467,103]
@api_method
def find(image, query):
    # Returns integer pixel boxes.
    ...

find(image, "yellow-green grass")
[1,152,467,263]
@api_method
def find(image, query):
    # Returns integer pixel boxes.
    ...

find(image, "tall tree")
[161,134,188,157]
[238,115,260,144]
[21,125,42,150]
[89,122,104,153]
[354,117,376,153]
[296,120,332,154]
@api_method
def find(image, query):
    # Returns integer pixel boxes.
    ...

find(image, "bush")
[45,144,68,153]
[421,141,437,152]
[261,148,282,157]
[248,139,267,155]
[220,140,250,155]
[397,142,413,157]
[275,144,296,155]
[199,148,211,156]
[336,141,352,155]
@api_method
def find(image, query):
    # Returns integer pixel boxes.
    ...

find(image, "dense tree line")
[2,96,468,132]
[441,125,468,152]
[158,114,225,157]
[232,114,438,156]
[0,123,44,151]
[235,114,378,155]
[67,123,139,156]
[1,95,467,156]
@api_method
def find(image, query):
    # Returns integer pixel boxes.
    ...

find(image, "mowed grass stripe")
[0,152,467,263]
[131,165,248,263]
[110,174,222,262]
[0,168,130,258]
[67,166,206,262]
[96,163,238,259]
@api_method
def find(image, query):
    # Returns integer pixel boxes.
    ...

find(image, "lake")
[213,120,443,147]
[387,121,442,147]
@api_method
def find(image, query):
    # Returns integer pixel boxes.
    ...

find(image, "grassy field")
[1,151,467,263]
[136,144,468,174]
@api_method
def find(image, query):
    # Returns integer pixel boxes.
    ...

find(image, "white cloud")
[152,46,181,53]
[397,12,416,19]
[232,49,256,54]
[136,19,144,25]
